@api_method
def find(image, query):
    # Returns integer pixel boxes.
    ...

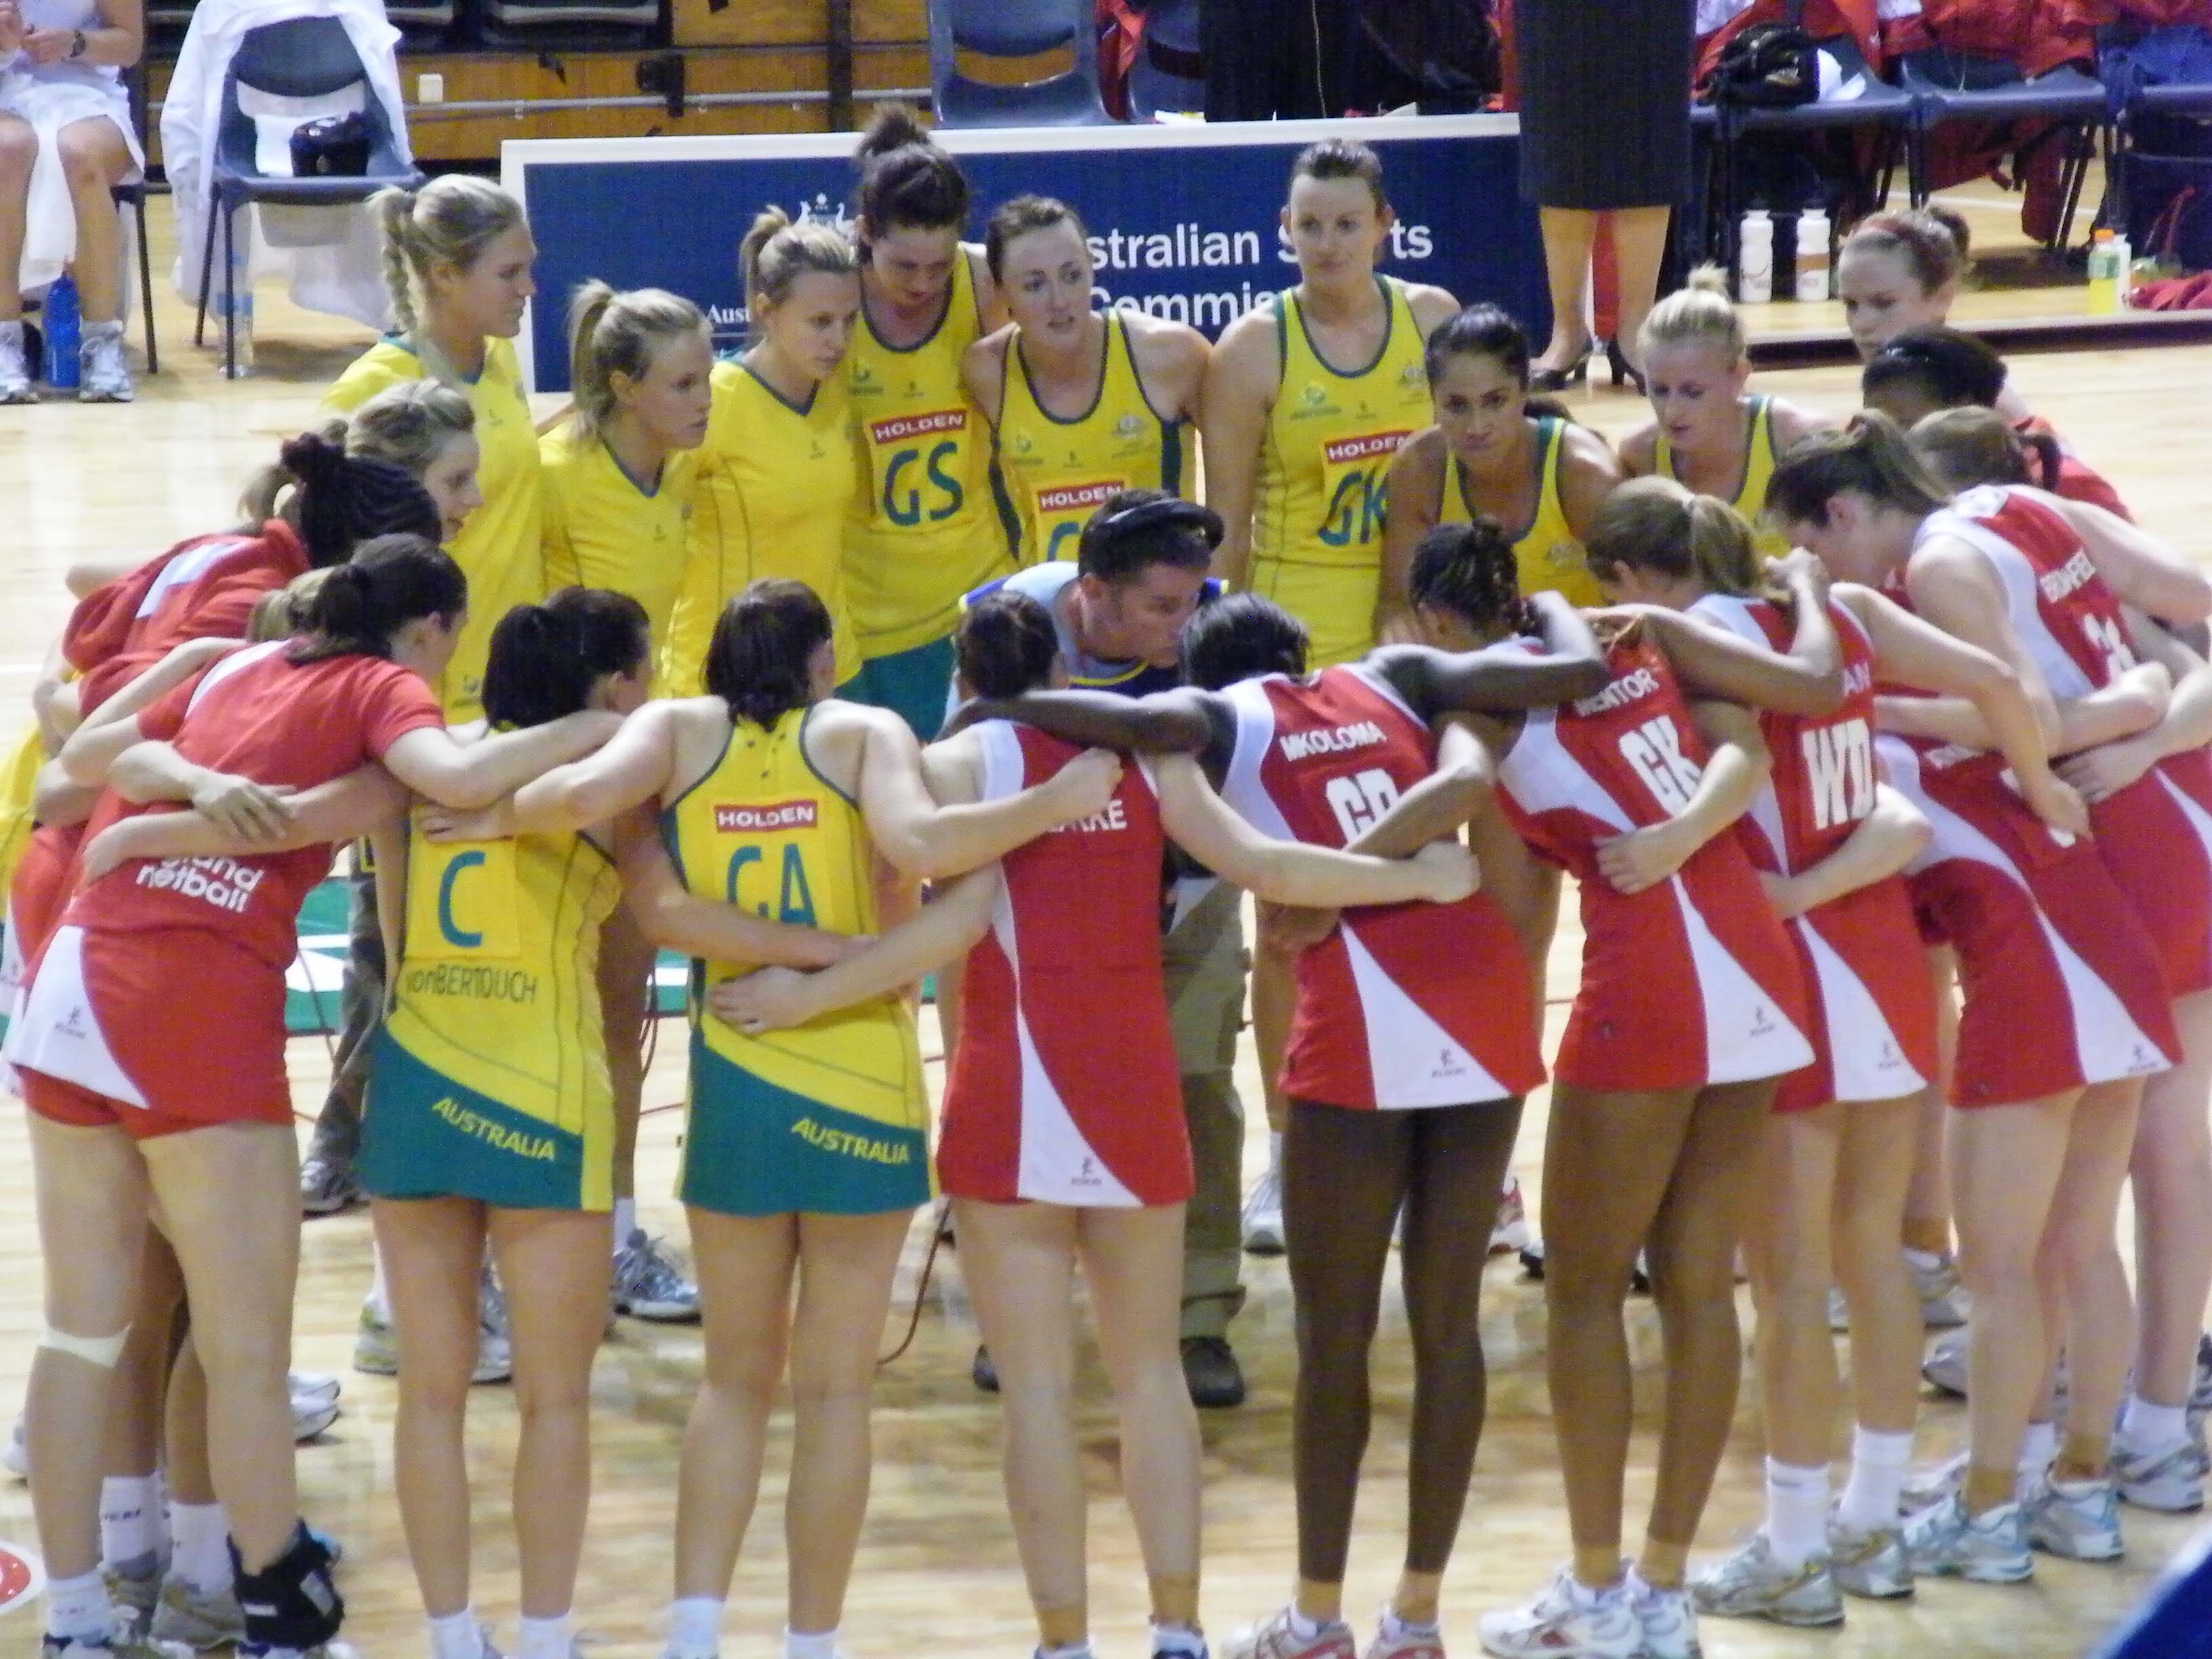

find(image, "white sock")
[613,1196,638,1253]
[519,1612,573,1659]
[1153,1622,1209,1657]
[1040,1645,1094,1659]
[1268,1130,1283,1178]
[784,1626,838,1659]
[1378,1610,1437,1641]
[2018,1420,2059,1485]
[167,1501,232,1595]
[1902,1246,1947,1273]
[668,1597,724,1655]
[2120,1394,2190,1452]
[1762,1458,1831,1570]
[367,1244,392,1321]
[1837,1426,1914,1531]
[428,1606,485,1659]
[1284,1607,1324,1641]
[46,1569,110,1641]
[100,1473,165,1569]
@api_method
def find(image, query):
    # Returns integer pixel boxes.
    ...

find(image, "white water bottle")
[1738,210,1774,304]
[1796,207,1832,302]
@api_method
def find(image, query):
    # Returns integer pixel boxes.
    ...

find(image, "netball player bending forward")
[720,588,1480,1659]
[1769,415,2192,1585]
[1411,519,1857,1659]
[960,571,1613,1659]
[422,578,1132,1659]
[1556,480,2071,1624]
[1908,410,2212,1519]
[6,537,619,1659]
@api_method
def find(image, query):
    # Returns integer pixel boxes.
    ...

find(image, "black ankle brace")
[229,1521,344,1652]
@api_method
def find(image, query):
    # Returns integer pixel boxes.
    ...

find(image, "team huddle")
[0,108,2207,1659]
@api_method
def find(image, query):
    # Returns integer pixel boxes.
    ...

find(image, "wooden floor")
[1,192,2210,1658]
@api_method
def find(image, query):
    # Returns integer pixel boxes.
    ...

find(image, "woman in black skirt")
[1515,0,1694,391]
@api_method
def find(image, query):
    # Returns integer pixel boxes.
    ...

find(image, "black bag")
[289,112,370,177]
[1700,22,1820,109]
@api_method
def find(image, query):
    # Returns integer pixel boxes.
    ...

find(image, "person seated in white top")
[0,0,144,403]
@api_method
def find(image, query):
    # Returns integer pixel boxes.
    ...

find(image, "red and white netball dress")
[1929,483,2212,997]
[4,640,443,1136]
[1690,593,1938,1113]
[1494,631,1813,1093]
[63,520,311,714]
[1214,663,1544,1110]
[938,722,1191,1206]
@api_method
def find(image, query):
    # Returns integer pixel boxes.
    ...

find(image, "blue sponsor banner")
[500,115,1548,392]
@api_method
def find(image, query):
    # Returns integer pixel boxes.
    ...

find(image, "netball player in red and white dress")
[1902,410,2212,1518]
[719,586,1480,1659]
[1390,520,1843,1659]
[3,538,619,1659]
[1769,414,2195,1586]
[1566,479,2081,1624]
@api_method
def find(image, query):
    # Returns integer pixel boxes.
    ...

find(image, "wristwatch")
[67,27,86,57]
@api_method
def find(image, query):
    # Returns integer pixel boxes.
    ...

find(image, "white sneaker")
[1241,1163,1285,1256]
[1489,1176,1530,1255]
[1908,1251,1969,1328]
[353,1286,512,1384]
[1827,1286,1850,1332]
[1222,1606,1357,1659]
[2114,1434,2209,1513]
[78,319,133,402]
[1624,1569,1700,1659]
[288,1371,341,1406]
[1922,1328,1967,1397]
[148,1574,246,1650]
[1899,1449,1969,1514]
[1902,1494,2033,1583]
[291,1391,339,1442]
[1689,1534,1842,1628]
[1827,1517,1914,1599]
[1478,1570,1642,1659]
[0,319,33,403]
[476,1261,514,1380]
[352,1295,398,1376]
[2024,1473,2124,1561]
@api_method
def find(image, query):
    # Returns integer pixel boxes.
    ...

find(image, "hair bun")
[281,430,349,487]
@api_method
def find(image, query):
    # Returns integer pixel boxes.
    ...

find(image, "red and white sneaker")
[1226,1609,1357,1659]
[1363,1610,1443,1659]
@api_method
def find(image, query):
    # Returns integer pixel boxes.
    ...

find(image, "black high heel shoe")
[1528,344,1592,393]
[1605,338,1646,394]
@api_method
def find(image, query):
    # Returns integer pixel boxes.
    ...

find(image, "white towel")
[0,68,142,293]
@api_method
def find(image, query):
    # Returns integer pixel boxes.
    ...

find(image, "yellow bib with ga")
[845,253,1012,659]
[988,310,1194,566]
[322,335,546,721]
[1443,415,1606,608]
[364,823,621,1212]
[662,705,928,1216]
[661,358,861,696]
[1246,276,1433,668]
[1654,394,1789,560]
[539,419,693,657]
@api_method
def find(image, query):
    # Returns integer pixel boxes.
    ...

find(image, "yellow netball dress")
[1441,415,1605,607]
[1248,276,1433,668]
[1654,394,1788,559]
[845,253,1011,717]
[663,706,929,1216]
[661,359,859,696]
[359,820,621,1211]
[539,419,693,660]
[323,335,544,720]
[988,311,1194,566]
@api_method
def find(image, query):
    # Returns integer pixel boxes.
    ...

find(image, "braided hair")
[1407,518,1536,635]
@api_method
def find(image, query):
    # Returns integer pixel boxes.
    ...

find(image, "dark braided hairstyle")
[1408,518,1536,635]
[274,431,443,568]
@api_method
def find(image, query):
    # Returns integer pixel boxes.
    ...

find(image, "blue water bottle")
[42,274,79,389]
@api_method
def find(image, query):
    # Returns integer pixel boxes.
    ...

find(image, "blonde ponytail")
[371,176,529,371]
[565,282,708,441]
[739,205,857,330]
[1583,475,1768,599]
[1685,492,1764,597]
